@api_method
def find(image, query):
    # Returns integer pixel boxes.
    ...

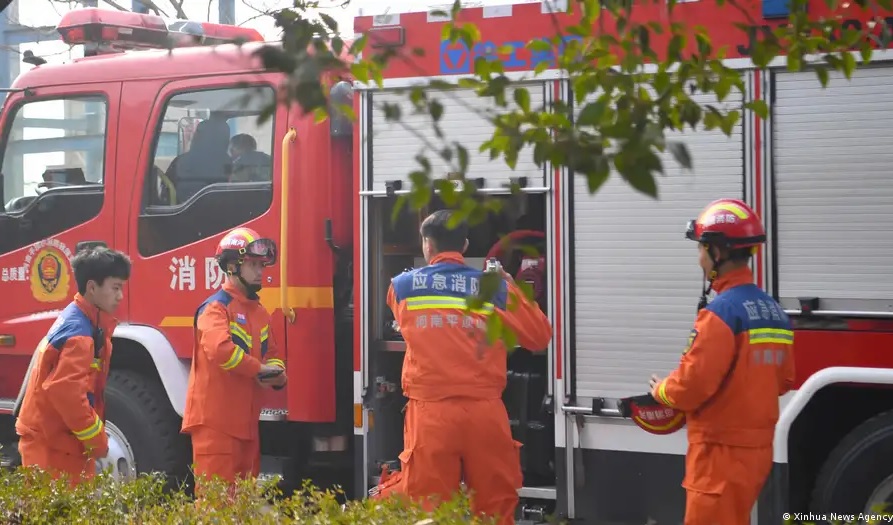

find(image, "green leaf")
[860,43,873,65]
[668,142,693,170]
[577,100,607,127]
[815,66,829,88]
[638,26,651,52]
[622,166,658,198]
[348,35,367,55]
[485,312,504,345]
[720,110,739,136]
[456,145,470,173]
[585,158,611,193]
[513,88,531,113]
[318,12,339,33]
[528,39,553,53]
[744,100,769,120]
[429,100,444,122]
[350,63,369,83]
[714,74,733,101]
[841,52,856,80]
[390,195,408,226]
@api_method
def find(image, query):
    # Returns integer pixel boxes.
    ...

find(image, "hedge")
[0,467,503,525]
[6,465,888,524]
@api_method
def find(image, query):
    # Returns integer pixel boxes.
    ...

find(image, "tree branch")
[168,0,188,19]
[48,0,129,10]
[137,0,171,17]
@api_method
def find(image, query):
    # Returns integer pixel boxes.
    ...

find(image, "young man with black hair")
[15,246,131,487]
[384,209,552,525]
[649,199,795,525]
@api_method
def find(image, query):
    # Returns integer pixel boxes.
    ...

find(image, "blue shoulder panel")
[706,283,792,335]
[47,302,93,351]
[392,262,507,309]
[193,289,233,329]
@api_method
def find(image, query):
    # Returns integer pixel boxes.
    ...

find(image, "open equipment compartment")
[362,191,556,492]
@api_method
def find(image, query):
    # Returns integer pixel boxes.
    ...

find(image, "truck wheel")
[811,409,893,515]
[100,370,191,488]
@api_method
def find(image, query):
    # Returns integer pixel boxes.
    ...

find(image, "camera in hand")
[257,368,284,380]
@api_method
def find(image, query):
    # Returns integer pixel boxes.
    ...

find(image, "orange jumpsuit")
[181,281,285,490]
[385,252,552,525]
[15,294,116,487]
[651,267,795,525]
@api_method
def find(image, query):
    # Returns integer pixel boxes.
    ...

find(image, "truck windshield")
[1,96,107,214]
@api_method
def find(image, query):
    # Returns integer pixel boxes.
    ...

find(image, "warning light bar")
[56,8,264,55]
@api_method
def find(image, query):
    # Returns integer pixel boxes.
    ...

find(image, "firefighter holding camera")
[181,227,287,494]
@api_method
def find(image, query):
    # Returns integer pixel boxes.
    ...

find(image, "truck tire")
[101,370,191,489]
[811,409,893,515]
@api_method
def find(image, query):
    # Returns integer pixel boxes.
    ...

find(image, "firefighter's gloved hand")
[84,431,109,460]
[649,374,662,391]
[257,365,287,389]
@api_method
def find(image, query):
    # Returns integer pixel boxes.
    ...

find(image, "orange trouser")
[18,434,95,488]
[396,397,522,525]
[683,442,773,525]
[189,425,260,497]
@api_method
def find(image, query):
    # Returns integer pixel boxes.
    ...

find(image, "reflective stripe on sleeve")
[73,414,103,441]
[229,322,253,350]
[221,348,246,370]
[266,358,285,369]
[657,380,675,407]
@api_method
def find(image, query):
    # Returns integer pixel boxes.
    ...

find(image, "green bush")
[0,467,500,524]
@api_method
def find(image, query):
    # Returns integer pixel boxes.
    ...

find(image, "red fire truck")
[1,2,893,523]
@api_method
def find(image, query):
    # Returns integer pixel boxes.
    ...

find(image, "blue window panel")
[763,0,791,19]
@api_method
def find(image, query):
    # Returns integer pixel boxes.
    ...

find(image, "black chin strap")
[238,274,261,299]
[225,259,261,299]
[697,245,726,312]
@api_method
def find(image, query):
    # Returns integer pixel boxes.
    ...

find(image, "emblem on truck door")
[25,239,73,303]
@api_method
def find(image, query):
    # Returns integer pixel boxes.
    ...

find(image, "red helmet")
[686,198,766,249]
[621,394,686,435]
[630,402,686,435]
[215,227,277,270]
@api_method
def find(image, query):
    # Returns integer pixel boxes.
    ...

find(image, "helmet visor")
[685,219,697,241]
[245,238,277,266]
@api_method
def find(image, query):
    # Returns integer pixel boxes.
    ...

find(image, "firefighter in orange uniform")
[649,199,796,525]
[386,210,553,525]
[15,247,132,487]
[181,227,288,493]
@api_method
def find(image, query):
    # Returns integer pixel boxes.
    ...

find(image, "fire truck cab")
[0,8,356,489]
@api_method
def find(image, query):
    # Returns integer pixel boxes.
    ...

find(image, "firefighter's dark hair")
[230,133,257,152]
[728,247,753,263]
[72,247,132,295]
[705,243,753,264]
[420,209,468,253]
